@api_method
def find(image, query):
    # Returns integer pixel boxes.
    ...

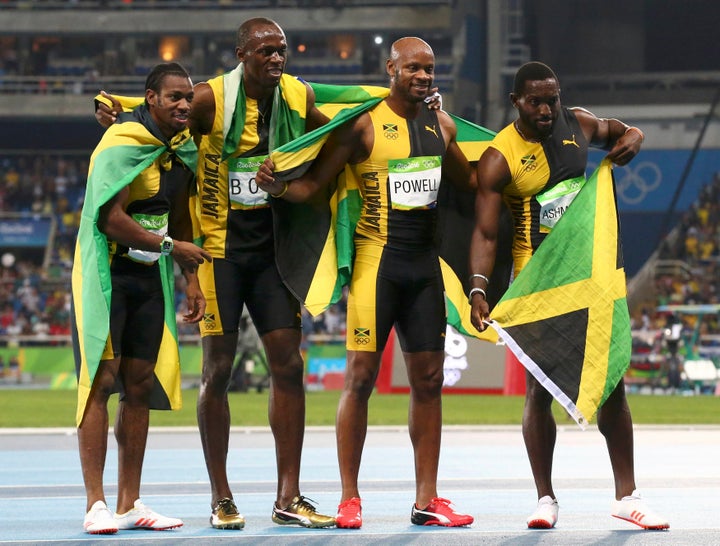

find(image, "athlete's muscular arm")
[188,82,216,135]
[255,113,372,202]
[572,107,644,166]
[437,110,475,191]
[469,147,510,332]
[98,185,211,272]
[304,81,330,131]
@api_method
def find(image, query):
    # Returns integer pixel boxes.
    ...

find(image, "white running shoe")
[114,499,183,531]
[84,500,119,535]
[527,495,559,529]
[611,490,669,530]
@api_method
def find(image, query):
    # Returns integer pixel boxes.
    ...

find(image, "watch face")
[161,238,173,254]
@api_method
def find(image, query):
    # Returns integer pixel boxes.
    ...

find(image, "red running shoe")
[411,497,474,527]
[336,497,362,529]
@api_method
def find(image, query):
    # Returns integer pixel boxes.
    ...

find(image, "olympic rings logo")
[588,160,662,205]
[354,337,370,345]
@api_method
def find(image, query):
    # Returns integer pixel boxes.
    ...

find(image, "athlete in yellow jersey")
[181,18,336,530]
[469,61,668,531]
[257,37,475,529]
[77,62,210,535]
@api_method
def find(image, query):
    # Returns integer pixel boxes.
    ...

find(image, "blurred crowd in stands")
[1,152,717,347]
[651,172,720,337]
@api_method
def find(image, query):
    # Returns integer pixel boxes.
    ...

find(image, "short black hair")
[145,62,190,95]
[513,62,558,95]
[236,17,281,50]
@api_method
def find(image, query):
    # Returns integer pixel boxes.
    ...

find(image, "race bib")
[127,212,168,264]
[536,175,586,233]
[228,155,270,209]
[388,156,441,210]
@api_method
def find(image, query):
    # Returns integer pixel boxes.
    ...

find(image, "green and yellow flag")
[71,116,196,426]
[269,83,388,315]
[487,160,631,428]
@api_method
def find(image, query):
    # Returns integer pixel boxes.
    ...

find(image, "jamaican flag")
[487,160,631,428]
[269,83,388,315]
[72,116,196,427]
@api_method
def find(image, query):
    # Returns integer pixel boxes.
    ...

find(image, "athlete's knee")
[597,389,632,435]
[123,379,154,405]
[201,336,237,387]
[261,328,301,362]
[409,366,444,400]
[268,351,304,386]
[524,378,553,412]
[342,363,379,399]
[200,359,234,395]
[89,376,117,403]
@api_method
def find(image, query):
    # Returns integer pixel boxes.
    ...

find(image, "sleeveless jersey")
[490,107,588,268]
[347,100,447,251]
[109,108,194,268]
[196,73,307,260]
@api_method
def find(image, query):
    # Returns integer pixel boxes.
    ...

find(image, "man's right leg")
[198,333,243,528]
[335,349,382,528]
[522,372,559,529]
[196,258,245,529]
[78,358,120,534]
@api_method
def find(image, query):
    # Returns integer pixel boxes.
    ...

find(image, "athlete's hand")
[95,90,121,128]
[171,240,212,273]
[424,87,442,110]
[469,293,491,333]
[256,157,285,196]
[182,274,206,324]
[605,127,643,166]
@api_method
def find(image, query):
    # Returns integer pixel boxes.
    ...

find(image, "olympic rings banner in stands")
[588,148,720,212]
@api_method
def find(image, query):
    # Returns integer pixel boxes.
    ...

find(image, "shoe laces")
[424,497,451,510]
[621,489,642,501]
[289,495,319,513]
[339,497,361,510]
[215,498,239,516]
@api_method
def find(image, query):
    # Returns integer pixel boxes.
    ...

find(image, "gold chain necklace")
[258,99,271,126]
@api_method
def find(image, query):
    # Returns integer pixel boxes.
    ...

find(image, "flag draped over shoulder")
[71,119,197,426]
[487,160,631,428]
[221,64,309,161]
[269,83,388,315]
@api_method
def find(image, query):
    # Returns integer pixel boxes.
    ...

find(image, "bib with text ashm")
[536,175,586,233]
[388,155,442,210]
[127,212,168,264]
[228,155,270,209]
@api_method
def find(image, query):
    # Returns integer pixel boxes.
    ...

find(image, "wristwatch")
[160,236,174,256]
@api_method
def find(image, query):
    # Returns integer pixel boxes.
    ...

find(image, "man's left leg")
[600,380,669,530]
[405,351,473,527]
[114,356,183,531]
[263,327,335,528]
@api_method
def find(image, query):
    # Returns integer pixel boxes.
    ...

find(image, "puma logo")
[425,125,439,138]
[562,134,579,148]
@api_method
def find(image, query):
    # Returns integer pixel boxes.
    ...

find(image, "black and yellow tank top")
[347,101,446,250]
[490,107,588,268]
[197,73,306,260]
[109,106,194,271]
